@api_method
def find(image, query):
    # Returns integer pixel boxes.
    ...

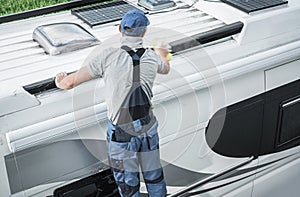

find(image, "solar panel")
[71,1,146,27]
[222,0,288,13]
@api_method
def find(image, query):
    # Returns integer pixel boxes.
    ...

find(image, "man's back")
[87,36,164,124]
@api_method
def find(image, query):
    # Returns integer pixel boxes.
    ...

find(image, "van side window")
[277,97,300,146]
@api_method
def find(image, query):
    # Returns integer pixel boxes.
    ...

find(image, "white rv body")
[0,0,299,196]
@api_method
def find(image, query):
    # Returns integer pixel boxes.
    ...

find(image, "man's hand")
[55,72,68,89]
[155,46,171,74]
[154,47,169,58]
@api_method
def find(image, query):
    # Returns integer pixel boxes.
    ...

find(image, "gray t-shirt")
[87,36,164,124]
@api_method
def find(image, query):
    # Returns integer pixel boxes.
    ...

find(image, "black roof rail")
[169,21,244,53]
[0,0,107,24]
[23,76,57,95]
[23,71,75,95]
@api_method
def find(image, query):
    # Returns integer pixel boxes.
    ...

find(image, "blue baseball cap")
[120,10,150,36]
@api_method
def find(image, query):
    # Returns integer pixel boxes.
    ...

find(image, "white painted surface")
[0,87,40,117]
[253,148,300,197]
[265,59,300,91]
[237,4,300,45]
[0,0,300,196]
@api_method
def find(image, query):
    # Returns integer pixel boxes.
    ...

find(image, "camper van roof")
[0,0,230,88]
[1,0,300,129]
[1,0,298,90]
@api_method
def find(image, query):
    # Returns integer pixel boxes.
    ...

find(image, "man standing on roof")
[55,10,170,197]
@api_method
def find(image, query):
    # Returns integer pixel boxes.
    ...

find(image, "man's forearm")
[55,66,93,90]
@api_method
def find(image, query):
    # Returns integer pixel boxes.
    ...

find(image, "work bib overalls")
[107,46,167,197]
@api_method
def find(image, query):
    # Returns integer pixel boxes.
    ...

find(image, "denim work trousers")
[107,118,167,197]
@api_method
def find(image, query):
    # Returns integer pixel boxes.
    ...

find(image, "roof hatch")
[32,23,99,55]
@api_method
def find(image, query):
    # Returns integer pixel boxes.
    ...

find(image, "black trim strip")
[187,171,258,196]
[170,152,299,196]
[0,0,107,24]
[170,157,254,197]
[214,152,297,182]
[169,22,244,53]
[185,152,298,195]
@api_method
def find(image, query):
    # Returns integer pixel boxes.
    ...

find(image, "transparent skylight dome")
[33,23,99,55]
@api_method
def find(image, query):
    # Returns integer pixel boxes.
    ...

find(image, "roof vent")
[33,23,99,55]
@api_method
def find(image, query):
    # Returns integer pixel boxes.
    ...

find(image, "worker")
[55,10,170,197]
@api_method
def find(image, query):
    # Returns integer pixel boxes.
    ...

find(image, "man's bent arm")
[55,66,93,90]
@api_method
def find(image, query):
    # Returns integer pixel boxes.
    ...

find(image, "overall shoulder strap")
[121,46,146,82]
[121,46,146,66]
[117,46,151,123]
